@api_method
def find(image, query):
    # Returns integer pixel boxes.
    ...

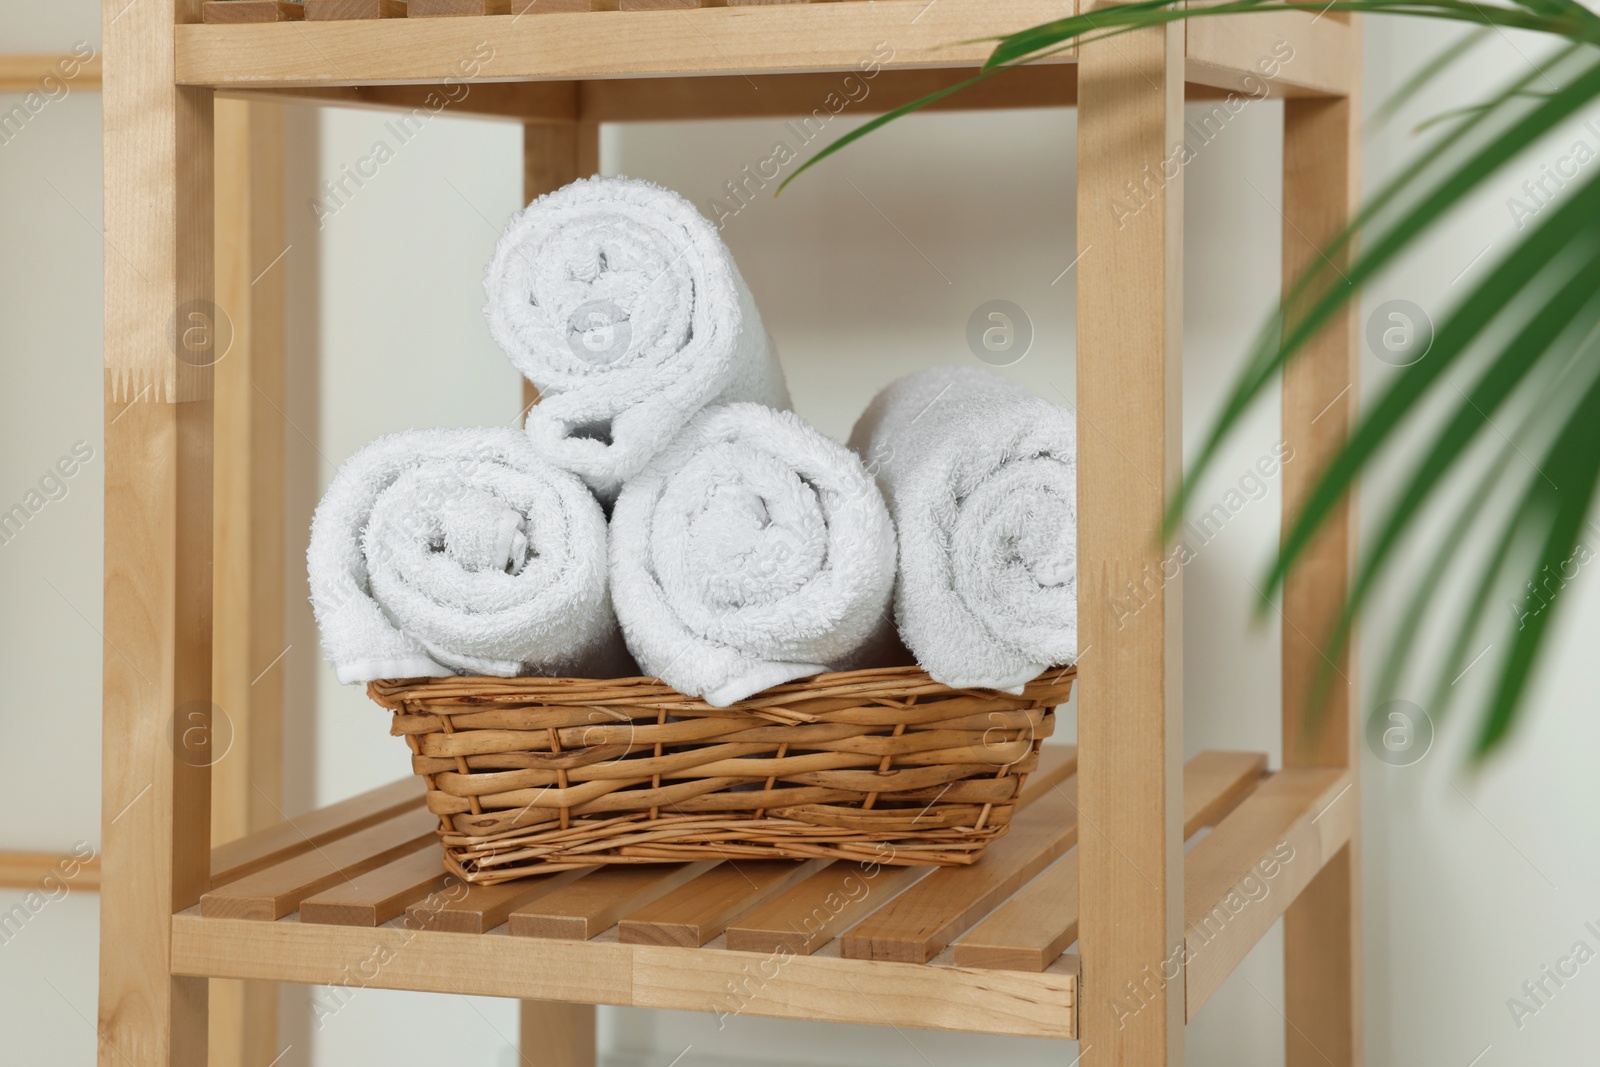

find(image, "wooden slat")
[838,778,1080,963]
[1185,769,1354,1019]
[1017,742,1075,805]
[305,0,408,16]
[174,2,1079,89]
[509,862,717,939]
[0,53,102,91]
[724,862,923,956]
[577,64,1075,123]
[0,851,102,891]
[1074,14,1186,1065]
[228,82,579,123]
[619,0,724,8]
[515,0,608,10]
[199,807,438,920]
[617,859,829,947]
[1281,60,1364,1067]
[175,912,1076,1038]
[952,751,1266,971]
[1180,750,1269,833]
[415,869,589,933]
[298,847,451,926]
[408,0,509,13]
[203,0,306,22]
[209,776,424,886]
[722,743,1073,956]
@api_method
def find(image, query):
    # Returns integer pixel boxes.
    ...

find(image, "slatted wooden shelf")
[101,3,1363,1060]
[179,0,1356,99]
[174,745,1353,1036]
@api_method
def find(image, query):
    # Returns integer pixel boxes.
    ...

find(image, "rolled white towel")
[848,367,1077,691]
[308,428,631,684]
[610,403,898,706]
[484,176,791,502]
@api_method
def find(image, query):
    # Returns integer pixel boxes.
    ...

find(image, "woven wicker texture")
[370,664,1075,883]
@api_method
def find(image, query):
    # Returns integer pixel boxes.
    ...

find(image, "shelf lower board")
[171,748,1352,1038]
[174,0,1353,97]
[171,912,1080,1038]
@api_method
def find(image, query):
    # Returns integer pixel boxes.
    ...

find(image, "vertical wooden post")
[100,3,214,1064]
[518,114,599,1067]
[1075,16,1186,1067]
[520,1001,597,1067]
[1281,62,1364,1067]
[211,95,288,1067]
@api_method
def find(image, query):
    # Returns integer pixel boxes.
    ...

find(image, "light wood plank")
[227,81,579,123]
[520,1002,596,1067]
[210,94,289,1067]
[1017,742,1075,805]
[1186,8,1357,98]
[1184,769,1354,1019]
[199,808,438,920]
[1281,69,1363,1065]
[619,0,725,9]
[174,2,1079,88]
[209,776,424,886]
[408,0,509,13]
[1075,10,1186,1065]
[202,1,307,23]
[516,0,610,10]
[0,851,101,891]
[577,64,1075,123]
[838,778,1079,963]
[415,869,589,933]
[173,913,1077,1038]
[722,744,1073,956]
[0,52,102,91]
[1181,749,1269,832]
[618,859,829,946]
[99,0,215,1060]
[299,848,451,926]
[724,862,923,956]
[509,862,718,939]
[952,751,1266,971]
[305,0,408,17]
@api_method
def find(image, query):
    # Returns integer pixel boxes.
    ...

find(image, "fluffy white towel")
[610,403,898,706]
[308,428,630,684]
[848,367,1077,691]
[485,176,791,502]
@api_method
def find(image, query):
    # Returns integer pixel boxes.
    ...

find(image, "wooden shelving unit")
[99,2,1363,1065]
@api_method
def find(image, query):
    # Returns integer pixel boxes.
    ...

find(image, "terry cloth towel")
[484,176,791,502]
[610,403,898,707]
[848,367,1077,691]
[308,427,631,684]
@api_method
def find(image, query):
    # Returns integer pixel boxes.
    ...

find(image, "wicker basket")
[369,664,1076,884]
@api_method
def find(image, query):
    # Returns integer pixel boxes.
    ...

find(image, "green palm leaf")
[784,0,1600,761]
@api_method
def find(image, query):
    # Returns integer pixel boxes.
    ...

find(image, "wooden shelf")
[175,0,1355,98]
[100,4,1364,1060]
[174,747,1351,1037]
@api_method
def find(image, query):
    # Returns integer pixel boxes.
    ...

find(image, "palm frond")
[783,0,1600,760]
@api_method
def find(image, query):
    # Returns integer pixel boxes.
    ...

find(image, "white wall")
[3,4,1598,1064]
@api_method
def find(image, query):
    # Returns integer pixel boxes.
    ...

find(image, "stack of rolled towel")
[309,176,1077,706]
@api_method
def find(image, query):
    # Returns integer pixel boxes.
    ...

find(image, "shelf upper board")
[174,0,1354,98]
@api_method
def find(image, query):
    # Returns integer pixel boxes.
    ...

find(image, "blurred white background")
[3,3,1598,1064]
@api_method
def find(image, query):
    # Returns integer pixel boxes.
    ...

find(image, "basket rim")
[366,662,1078,712]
